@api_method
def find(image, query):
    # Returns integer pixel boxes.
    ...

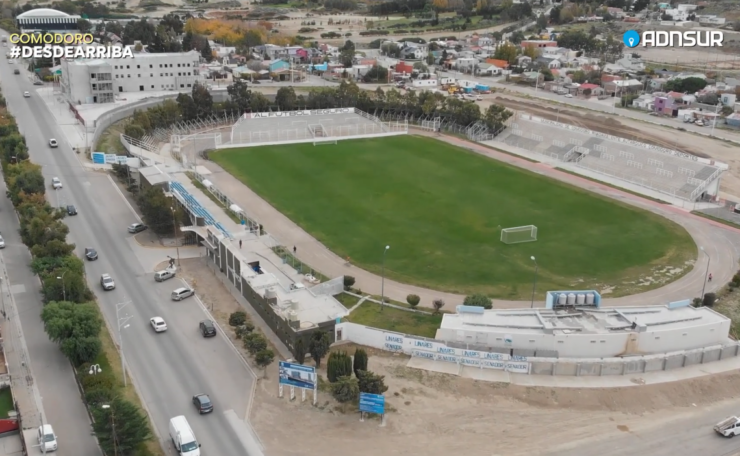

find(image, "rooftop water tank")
[557,293,567,305]
[290,300,300,311]
[265,288,277,300]
[567,293,576,305]
[287,310,299,322]
[576,293,586,305]
[586,293,595,305]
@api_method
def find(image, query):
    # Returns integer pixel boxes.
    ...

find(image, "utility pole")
[115,300,133,387]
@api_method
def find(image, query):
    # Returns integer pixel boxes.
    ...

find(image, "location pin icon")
[628,37,634,47]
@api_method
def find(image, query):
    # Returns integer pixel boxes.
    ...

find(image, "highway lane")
[548,400,740,456]
[0,60,257,455]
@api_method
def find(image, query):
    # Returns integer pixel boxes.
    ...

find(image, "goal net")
[501,225,538,244]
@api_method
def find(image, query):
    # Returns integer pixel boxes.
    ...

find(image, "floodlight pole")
[171,207,180,266]
[530,256,538,309]
[115,301,133,387]
[381,245,390,311]
[700,247,710,301]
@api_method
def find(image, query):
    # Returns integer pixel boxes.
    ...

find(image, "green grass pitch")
[210,135,695,299]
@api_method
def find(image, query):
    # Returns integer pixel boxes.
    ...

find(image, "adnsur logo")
[623,29,723,48]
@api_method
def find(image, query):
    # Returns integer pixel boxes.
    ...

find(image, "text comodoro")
[9,33,94,45]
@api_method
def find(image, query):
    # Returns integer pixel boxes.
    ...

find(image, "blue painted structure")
[475,84,489,91]
[456,305,485,314]
[169,181,232,238]
[359,393,385,415]
[309,63,328,72]
[545,290,602,309]
[269,60,290,72]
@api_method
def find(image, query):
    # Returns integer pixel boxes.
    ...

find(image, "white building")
[61,51,203,104]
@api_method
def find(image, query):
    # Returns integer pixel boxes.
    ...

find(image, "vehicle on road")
[100,273,115,291]
[0,235,5,249]
[155,268,176,282]
[290,282,306,290]
[37,424,58,452]
[714,416,740,437]
[49,138,58,148]
[23,91,30,98]
[169,416,201,456]
[199,320,217,338]
[171,287,194,301]
[51,177,62,189]
[128,222,147,233]
[565,94,573,98]
[13,69,19,74]
[34,80,43,85]
[192,394,214,414]
[150,316,167,332]
[67,205,77,216]
[84,247,98,261]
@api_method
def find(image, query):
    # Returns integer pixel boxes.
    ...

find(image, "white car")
[51,177,62,189]
[0,235,5,249]
[49,138,58,148]
[150,317,167,332]
[23,91,30,98]
[38,424,58,452]
[100,273,115,291]
[565,94,573,98]
[171,287,194,301]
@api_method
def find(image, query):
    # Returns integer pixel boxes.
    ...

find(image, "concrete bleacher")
[170,180,232,238]
[497,116,723,201]
[229,110,382,146]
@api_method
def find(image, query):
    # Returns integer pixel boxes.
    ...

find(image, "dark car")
[67,205,77,216]
[192,394,213,414]
[84,247,98,261]
[199,320,216,338]
[13,69,19,75]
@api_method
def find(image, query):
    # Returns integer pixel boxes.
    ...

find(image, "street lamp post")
[700,246,711,302]
[381,245,390,311]
[115,301,133,387]
[56,271,68,301]
[101,404,119,456]
[170,207,180,266]
[530,256,538,309]
[88,364,102,375]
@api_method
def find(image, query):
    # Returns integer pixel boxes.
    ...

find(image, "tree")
[92,396,152,455]
[363,65,388,83]
[182,30,194,51]
[425,52,435,66]
[536,13,548,30]
[703,292,717,307]
[483,104,513,133]
[463,294,493,309]
[244,333,268,356]
[493,42,518,64]
[275,87,298,111]
[308,330,331,368]
[432,299,445,315]
[331,376,359,403]
[294,338,307,364]
[191,82,213,118]
[77,18,92,33]
[13,168,45,196]
[406,294,420,308]
[40,301,102,365]
[431,0,448,23]
[357,370,388,395]
[343,275,355,291]
[227,79,252,113]
[61,335,102,366]
[200,40,213,62]
[353,348,368,377]
[229,311,247,327]
[137,187,174,235]
[327,351,352,382]
[176,93,197,121]
[255,349,275,377]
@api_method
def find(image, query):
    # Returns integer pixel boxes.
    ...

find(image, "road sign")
[92,152,105,164]
[359,392,385,415]
[278,361,316,390]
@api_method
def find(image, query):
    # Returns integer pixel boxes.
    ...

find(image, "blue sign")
[92,152,105,164]
[91,152,127,165]
[359,392,385,415]
[278,361,317,390]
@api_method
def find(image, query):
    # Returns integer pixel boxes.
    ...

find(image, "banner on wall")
[411,350,530,374]
[92,153,128,165]
[249,108,353,119]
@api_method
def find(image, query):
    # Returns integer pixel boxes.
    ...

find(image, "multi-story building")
[60,50,203,104]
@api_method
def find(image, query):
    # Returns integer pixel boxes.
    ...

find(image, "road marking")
[106,175,141,222]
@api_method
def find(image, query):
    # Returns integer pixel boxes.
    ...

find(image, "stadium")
[164,107,698,299]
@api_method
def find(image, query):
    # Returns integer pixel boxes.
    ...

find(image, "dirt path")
[176,258,740,456]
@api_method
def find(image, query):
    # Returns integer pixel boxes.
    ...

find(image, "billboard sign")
[92,152,127,165]
[359,392,385,415]
[278,361,316,390]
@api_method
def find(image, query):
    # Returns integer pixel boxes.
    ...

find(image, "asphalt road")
[551,401,740,456]
[0,61,258,454]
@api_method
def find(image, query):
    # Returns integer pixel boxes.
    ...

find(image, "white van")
[155,268,176,282]
[169,416,200,455]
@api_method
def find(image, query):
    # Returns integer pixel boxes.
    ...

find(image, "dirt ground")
[174,258,740,456]
[487,94,740,200]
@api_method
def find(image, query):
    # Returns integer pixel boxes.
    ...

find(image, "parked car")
[171,287,195,301]
[23,91,30,98]
[51,177,62,189]
[128,222,147,233]
[84,247,98,261]
[67,205,77,216]
[49,139,58,148]
[154,269,176,282]
[13,69,19,75]
[37,424,58,452]
[100,273,115,290]
[199,320,216,338]
[150,316,167,332]
[192,394,214,414]
[0,235,5,249]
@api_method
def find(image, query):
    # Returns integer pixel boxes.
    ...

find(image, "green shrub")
[229,311,247,327]
[353,348,368,377]
[235,323,255,339]
[327,350,352,383]
[84,386,116,406]
[343,275,355,290]
[330,376,359,403]
[406,294,420,308]
[80,372,117,392]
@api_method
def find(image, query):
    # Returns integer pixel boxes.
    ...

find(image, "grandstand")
[170,180,232,239]
[490,114,725,202]
[228,108,408,147]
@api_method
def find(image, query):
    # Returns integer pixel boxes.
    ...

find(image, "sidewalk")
[195,131,737,310]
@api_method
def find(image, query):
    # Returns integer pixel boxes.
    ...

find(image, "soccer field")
[210,136,695,299]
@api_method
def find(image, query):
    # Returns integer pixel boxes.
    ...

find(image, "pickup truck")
[714,416,740,437]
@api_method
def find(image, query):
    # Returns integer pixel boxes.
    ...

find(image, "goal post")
[501,225,538,244]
